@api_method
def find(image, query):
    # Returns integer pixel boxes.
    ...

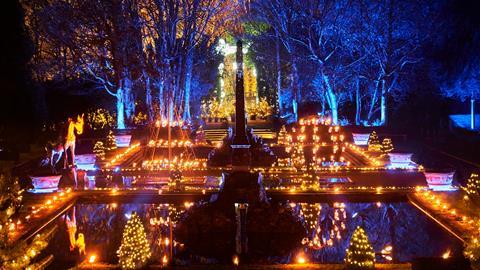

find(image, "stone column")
[231,40,251,170]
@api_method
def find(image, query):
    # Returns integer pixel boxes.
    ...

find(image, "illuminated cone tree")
[465,173,480,198]
[278,125,288,145]
[368,131,381,152]
[381,138,394,155]
[93,141,105,160]
[345,226,375,269]
[105,130,117,151]
[465,237,480,265]
[117,213,151,269]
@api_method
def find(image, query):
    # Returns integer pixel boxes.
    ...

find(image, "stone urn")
[388,153,415,169]
[75,154,96,171]
[424,171,456,191]
[115,134,132,148]
[352,133,370,146]
[29,175,61,193]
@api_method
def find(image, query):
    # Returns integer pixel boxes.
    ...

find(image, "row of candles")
[416,189,480,240]
[147,139,196,148]
[6,188,72,241]
[141,158,207,170]
[105,143,140,168]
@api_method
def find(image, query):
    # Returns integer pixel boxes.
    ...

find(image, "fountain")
[176,40,304,262]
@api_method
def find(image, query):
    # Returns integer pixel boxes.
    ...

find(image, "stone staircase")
[204,128,276,144]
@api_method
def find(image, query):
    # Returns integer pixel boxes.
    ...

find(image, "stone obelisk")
[231,40,251,170]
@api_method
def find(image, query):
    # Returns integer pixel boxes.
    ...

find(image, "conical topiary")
[93,141,105,160]
[117,212,151,269]
[368,131,381,152]
[381,138,394,155]
[345,226,375,269]
[105,130,117,151]
[278,125,288,145]
[465,173,480,198]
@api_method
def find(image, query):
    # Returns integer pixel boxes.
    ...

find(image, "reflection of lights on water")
[296,253,306,264]
[299,202,346,250]
[88,254,96,263]
[381,245,393,261]
[184,201,194,209]
[162,255,168,265]
[232,255,239,266]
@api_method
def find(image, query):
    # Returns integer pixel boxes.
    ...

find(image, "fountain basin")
[352,133,370,146]
[424,171,457,191]
[29,175,61,193]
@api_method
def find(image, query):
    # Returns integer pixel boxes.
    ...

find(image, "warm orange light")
[296,254,306,264]
[442,250,451,259]
[233,255,239,266]
[88,254,96,263]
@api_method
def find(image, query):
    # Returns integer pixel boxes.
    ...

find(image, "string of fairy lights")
[5,188,72,242]
[344,226,376,269]
[297,202,347,249]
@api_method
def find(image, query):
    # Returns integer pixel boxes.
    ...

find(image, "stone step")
[204,128,277,143]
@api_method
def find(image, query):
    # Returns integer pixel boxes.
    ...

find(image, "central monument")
[177,40,304,263]
[231,40,251,170]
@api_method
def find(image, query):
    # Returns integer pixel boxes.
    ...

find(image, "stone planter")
[115,134,132,148]
[424,171,456,191]
[30,175,61,193]
[352,133,370,146]
[388,153,415,169]
[75,154,97,171]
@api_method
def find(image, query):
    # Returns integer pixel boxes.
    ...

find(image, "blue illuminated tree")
[439,63,480,130]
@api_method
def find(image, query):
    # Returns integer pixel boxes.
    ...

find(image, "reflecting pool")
[42,201,463,268]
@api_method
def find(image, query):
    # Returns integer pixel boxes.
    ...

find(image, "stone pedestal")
[29,175,61,193]
[216,172,267,205]
[352,133,370,146]
[424,171,457,191]
[388,153,416,169]
[231,145,251,170]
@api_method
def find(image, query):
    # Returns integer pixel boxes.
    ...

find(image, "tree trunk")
[290,59,300,120]
[157,78,165,120]
[322,72,338,125]
[183,49,193,121]
[367,80,379,122]
[145,74,153,121]
[355,77,361,125]
[471,97,476,130]
[380,79,387,126]
[291,60,300,104]
[292,99,298,122]
[116,87,126,129]
[275,32,283,115]
[123,76,134,125]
